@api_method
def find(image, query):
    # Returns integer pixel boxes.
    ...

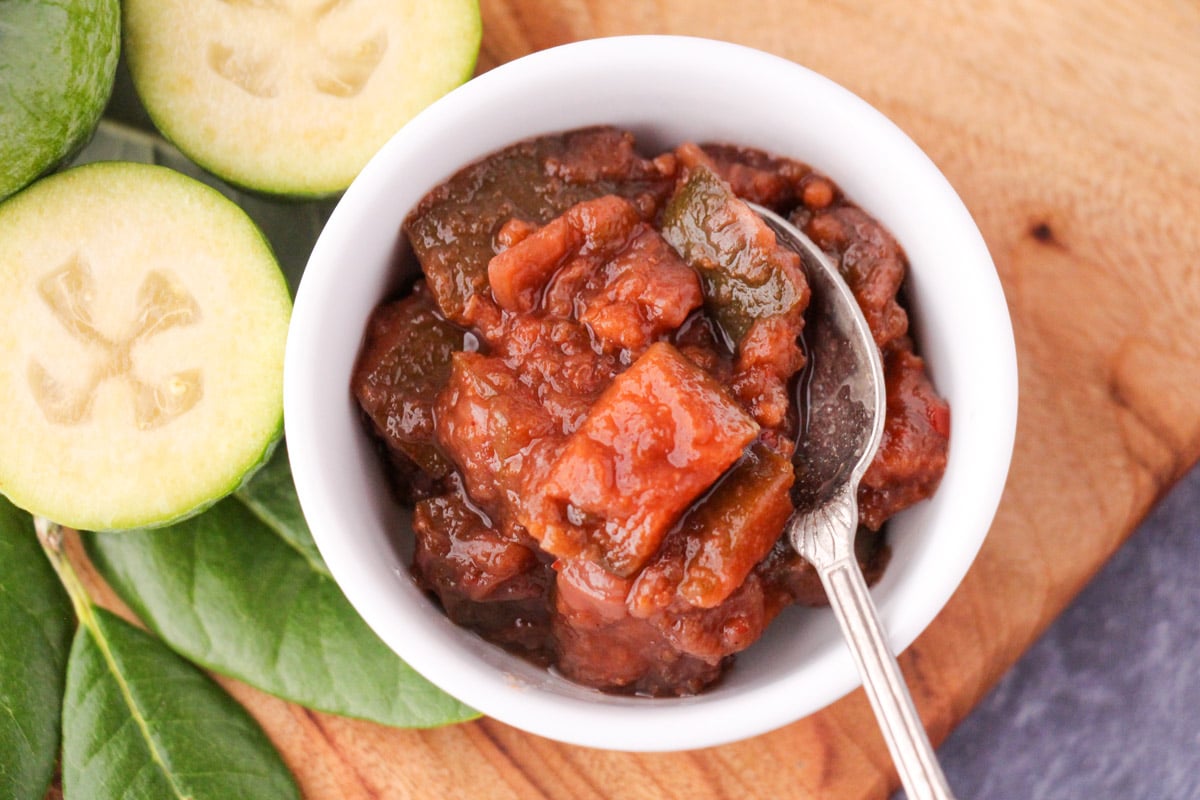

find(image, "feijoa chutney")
[352,127,950,696]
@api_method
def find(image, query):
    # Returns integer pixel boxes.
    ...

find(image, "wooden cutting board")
[75,0,1200,797]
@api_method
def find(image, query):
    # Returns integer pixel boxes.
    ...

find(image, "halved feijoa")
[0,0,120,201]
[0,161,291,531]
[122,0,482,197]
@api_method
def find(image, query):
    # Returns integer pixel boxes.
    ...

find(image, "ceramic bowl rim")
[284,34,1018,752]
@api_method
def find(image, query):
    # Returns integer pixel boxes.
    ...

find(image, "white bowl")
[284,35,1017,752]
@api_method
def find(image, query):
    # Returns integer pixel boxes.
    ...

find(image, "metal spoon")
[752,203,956,800]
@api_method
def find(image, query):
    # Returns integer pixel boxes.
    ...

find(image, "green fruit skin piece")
[662,164,807,344]
[62,605,300,800]
[0,0,120,201]
[122,0,482,198]
[0,498,74,800]
[0,160,290,531]
[85,446,478,729]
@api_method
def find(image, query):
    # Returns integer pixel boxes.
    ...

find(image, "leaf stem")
[35,517,95,628]
[37,518,195,799]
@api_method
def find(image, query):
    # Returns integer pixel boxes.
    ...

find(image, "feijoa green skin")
[628,443,795,615]
[662,164,808,344]
[674,443,796,608]
[0,0,120,201]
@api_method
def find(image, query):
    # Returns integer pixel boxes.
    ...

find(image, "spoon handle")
[818,559,957,800]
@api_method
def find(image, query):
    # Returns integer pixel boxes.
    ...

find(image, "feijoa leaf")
[234,441,326,576]
[85,448,477,728]
[0,498,74,800]
[61,605,299,800]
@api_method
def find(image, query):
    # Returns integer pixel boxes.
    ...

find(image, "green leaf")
[62,605,299,800]
[85,449,478,728]
[234,442,326,577]
[0,499,74,800]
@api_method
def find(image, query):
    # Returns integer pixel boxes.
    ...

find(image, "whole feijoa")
[0,0,120,201]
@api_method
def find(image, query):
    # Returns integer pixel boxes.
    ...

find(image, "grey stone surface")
[895,463,1200,799]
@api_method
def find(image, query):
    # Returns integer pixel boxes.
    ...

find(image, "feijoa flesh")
[0,162,291,530]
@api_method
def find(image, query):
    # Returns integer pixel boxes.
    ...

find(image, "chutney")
[352,127,949,696]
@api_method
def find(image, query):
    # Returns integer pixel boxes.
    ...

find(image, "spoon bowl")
[756,204,956,800]
[752,204,886,512]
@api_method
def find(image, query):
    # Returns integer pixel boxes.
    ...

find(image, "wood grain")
[75,1,1200,797]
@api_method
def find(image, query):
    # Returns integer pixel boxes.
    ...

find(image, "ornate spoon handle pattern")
[789,487,955,800]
